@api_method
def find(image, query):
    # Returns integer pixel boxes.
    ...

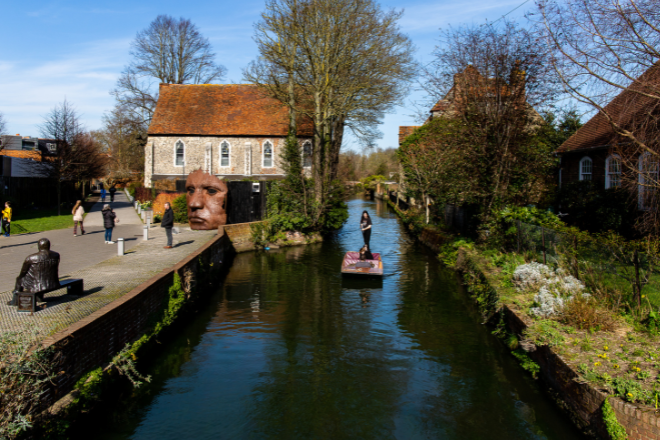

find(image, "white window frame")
[638,152,659,210]
[47,143,56,152]
[174,139,185,167]
[302,141,312,168]
[262,140,274,168]
[579,156,592,181]
[605,154,621,189]
[219,140,231,167]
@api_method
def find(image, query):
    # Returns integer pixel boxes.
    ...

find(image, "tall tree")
[245,0,416,220]
[0,112,7,136]
[536,0,660,233]
[94,104,146,181]
[113,15,227,129]
[420,20,558,216]
[39,100,108,214]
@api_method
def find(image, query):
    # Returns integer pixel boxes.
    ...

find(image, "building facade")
[145,84,313,189]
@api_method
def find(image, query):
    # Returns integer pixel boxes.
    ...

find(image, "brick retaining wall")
[40,231,232,407]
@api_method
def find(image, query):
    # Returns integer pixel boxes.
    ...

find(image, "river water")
[80,197,584,440]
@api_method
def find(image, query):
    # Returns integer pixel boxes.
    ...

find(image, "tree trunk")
[424,193,430,224]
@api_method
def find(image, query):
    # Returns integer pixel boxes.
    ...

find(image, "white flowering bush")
[513,262,589,318]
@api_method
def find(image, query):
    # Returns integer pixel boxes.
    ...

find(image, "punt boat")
[341,251,383,276]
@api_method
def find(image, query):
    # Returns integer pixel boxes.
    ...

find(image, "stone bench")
[15,279,84,314]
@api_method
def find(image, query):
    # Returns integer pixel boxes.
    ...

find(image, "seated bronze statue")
[8,238,61,305]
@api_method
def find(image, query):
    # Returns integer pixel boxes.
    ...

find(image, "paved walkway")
[0,192,144,293]
[0,192,218,340]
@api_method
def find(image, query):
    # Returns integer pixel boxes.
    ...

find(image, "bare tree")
[39,100,108,214]
[113,15,227,129]
[94,104,146,181]
[420,21,558,216]
[536,0,660,232]
[0,112,7,136]
[245,0,416,215]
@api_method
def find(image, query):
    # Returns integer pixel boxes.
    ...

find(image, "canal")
[79,197,584,440]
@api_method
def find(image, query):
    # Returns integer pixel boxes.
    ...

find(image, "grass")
[9,209,75,234]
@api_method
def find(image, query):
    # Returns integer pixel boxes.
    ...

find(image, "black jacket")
[102,209,116,229]
[161,208,174,228]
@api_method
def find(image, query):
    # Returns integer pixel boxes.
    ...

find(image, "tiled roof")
[148,84,314,137]
[557,63,660,154]
[398,126,421,145]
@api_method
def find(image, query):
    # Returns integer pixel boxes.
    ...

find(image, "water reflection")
[77,197,584,440]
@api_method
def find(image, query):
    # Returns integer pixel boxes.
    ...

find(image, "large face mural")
[185,170,228,230]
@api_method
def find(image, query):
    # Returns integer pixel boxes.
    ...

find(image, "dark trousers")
[165,227,173,246]
[2,219,9,236]
[362,229,371,246]
[74,220,85,234]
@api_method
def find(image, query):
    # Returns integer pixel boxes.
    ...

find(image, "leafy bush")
[438,238,475,267]
[172,194,188,223]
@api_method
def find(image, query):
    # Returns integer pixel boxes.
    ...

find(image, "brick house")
[145,84,314,189]
[556,64,660,208]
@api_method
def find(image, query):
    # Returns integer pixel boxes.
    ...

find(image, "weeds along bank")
[388,199,660,439]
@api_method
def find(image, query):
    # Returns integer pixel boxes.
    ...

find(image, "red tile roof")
[557,63,660,153]
[148,84,314,137]
[398,126,421,145]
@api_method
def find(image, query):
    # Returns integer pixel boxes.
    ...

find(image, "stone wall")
[40,231,232,407]
[144,135,312,186]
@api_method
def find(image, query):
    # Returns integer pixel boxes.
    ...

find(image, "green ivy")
[511,349,540,379]
[602,397,628,440]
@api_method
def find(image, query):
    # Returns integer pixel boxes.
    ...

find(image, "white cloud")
[0,38,130,135]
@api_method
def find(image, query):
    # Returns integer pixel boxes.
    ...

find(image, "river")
[78,197,584,440]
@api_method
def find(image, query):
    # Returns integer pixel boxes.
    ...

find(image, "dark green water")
[82,197,584,440]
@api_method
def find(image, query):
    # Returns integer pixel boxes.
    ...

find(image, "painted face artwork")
[185,170,228,230]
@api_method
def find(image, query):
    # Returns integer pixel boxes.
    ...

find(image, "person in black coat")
[109,186,117,202]
[102,204,117,244]
[161,202,174,249]
[360,210,372,246]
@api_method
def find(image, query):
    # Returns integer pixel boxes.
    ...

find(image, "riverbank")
[381,191,660,439]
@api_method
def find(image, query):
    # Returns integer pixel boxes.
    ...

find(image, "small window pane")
[175,141,184,166]
[303,142,312,168]
[264,142,273,167]
[221,142,230,167]
[580,158,592,181]
[607,157,621,188]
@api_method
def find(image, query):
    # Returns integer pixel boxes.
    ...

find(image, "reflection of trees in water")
[394,246,566,439]
[228,246,404,439]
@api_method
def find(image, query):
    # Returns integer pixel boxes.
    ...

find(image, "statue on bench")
[8,238,61,305]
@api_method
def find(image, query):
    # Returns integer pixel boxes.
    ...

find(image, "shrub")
[172,194,188,223]
[561,295,616,331]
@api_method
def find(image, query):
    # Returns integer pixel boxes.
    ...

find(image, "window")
[263,141,273,168]
[47,143,56,153]
[605,155,621,189]
[639,153,659,209]
[579,157,592,181]
[302,141,312,168]
[174,140,185,166]
[220,141,230,167]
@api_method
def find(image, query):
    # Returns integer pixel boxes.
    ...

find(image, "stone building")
[145,84,314,189]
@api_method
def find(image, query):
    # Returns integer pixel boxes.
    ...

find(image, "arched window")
[220,141,230,167]
[302,141,312,168]
[174,140,185,166]
[605,155,621,189]
[639,153,659,209]
[579,157,592,181]
[263,141,273,168]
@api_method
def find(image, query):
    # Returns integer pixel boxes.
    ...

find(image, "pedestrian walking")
[102,204,118,244]
[161,202,174,249]
[72,200,86,236]
[100,187,107,203]
[360,210,372,247]
[1,201,12,237]
[109,185,117,202]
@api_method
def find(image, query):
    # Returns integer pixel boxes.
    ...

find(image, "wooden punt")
[341,252,383,276]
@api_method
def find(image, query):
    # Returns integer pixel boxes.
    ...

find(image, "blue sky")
[1,0,530,152]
